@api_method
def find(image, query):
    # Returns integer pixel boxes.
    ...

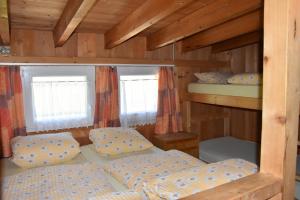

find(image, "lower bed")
[1,143,257,200]
[199,136,259,164]
[199,136,300,199]
[0,144,163,191]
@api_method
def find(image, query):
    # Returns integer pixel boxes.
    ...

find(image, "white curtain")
[22,66,95,132]
[118,67,158,127]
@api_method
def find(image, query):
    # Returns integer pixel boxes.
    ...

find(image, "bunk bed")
[187,82,262,110]
[186,74,300,199]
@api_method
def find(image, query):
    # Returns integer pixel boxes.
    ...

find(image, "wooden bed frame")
[0,0,298,199]
[187,93,262,110]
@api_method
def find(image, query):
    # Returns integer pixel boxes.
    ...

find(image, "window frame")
[21,66,95,132]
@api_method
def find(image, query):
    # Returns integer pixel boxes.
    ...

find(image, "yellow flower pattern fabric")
[1,162,116,200]
[103,150,205,192]
[194,72,232,84]
[90,191,143,200]
[11,132,80,168]
[89,128,153,156]
[227,73,262,85]
[143,159,258,200]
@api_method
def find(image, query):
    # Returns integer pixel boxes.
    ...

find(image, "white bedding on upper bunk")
[188,83,262,98]
[199,136,259,164]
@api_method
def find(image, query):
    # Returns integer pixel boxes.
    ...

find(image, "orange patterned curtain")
[0,66,26,157]
[155,67,183,134]
[94,66,120,128]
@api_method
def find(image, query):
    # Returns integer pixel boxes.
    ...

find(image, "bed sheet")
[0,150,86,178]
[199,136,259,164]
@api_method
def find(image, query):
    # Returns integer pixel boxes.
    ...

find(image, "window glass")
[118,67,158,127]
[21,66,95,132]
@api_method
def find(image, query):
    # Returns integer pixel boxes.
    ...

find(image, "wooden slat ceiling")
[7,0,263,51]
[10,0,68,30]
[77,0,145,33]
[10,0,145,33]
[9,0,207,35]
[141,0,214,35]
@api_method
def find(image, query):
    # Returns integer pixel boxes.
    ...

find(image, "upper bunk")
[187,81,262,110]
[186,72,262,110]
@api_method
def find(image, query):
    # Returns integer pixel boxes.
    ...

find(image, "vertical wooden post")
[182,101,191,133]
[260,0,300,199]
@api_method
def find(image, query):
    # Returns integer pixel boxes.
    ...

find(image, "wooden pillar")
[260,0,300,199]
[182,101,191,133]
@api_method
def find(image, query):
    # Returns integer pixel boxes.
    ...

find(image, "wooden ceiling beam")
[53,0,97,47]
[182,10,263,52]
[147,0,262,50]
[0,0,10,45]
[211,31,262,53]
[105,0,195,49]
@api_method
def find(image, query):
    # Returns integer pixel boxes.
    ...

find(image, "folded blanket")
[1,162,142,200]
[143,159,258,200]
[103,150,205,192]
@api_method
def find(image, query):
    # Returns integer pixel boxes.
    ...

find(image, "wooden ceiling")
[9,0,146,32]
[10,0,68,31]
[2,0,263,52]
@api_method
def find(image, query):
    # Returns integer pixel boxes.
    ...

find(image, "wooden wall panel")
[226,43,262,142]
[9,28,262,143]
[176,59,231,141]
[10,29,55,57]
[55,33,78,57]
[229,108,261,142]
[178,43,262,142]
[190,103,226,141]
[10,28,228,142]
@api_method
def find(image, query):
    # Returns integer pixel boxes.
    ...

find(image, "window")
[118,67,158,127]
[22,66,95,132]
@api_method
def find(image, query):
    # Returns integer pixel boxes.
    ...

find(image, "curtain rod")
[0,56,175,67]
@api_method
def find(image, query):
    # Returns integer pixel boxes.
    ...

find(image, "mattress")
[188,83,262,98]
[199,136,259,164]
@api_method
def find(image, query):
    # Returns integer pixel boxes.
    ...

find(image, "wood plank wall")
[227,44,262,142]
[9,29,229,142]
[8,28,264,144]
[177,43,262,143]
[176,45,232,141]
